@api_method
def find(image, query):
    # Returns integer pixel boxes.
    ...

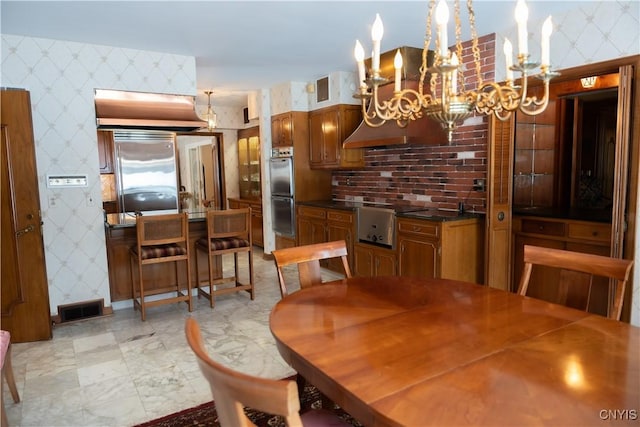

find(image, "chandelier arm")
[473,82,521,116]
[519,79,551,116]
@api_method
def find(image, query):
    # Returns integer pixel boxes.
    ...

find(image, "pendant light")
[204,90,217,131]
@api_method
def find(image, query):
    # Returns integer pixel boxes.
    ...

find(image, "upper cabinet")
[97,130,114,174]
[271,112,293,147]
[309,104,364,169]
[237,126,261,200]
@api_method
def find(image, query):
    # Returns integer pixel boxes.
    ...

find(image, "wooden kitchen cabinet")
[296,205,326,247]
[97,130,114,174]
[512,215,611,316]
[354,242,396,277]
[309,104,364,169]
[397,217,484,283]
[271,112,294,147]
[237,126,261,199]
[296,205,356,273]
[228,198,263,247]
[326,209,355,272]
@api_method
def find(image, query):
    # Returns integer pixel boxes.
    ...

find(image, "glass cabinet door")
[238,127,261,199]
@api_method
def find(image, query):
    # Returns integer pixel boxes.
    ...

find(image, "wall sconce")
[581,76,597,88]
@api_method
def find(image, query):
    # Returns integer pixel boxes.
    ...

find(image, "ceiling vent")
[94,89,207,132]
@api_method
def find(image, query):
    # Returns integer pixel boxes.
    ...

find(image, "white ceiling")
[2,0,585,108]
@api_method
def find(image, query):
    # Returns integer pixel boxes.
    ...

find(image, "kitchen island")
[104,210,221,302]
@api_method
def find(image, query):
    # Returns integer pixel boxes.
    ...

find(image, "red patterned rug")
[134,380,362,427]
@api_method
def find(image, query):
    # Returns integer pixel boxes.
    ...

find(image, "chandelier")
[203,90,217,131]
[353,0,559,141]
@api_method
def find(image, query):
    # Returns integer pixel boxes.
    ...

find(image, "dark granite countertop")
[512,206,612,223]
[396,209,484,222]
[297,200,485,222]
[105,209,208,229]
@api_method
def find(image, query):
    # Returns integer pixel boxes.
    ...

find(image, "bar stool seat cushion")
[196,237,250,251]
[132,243,187,260]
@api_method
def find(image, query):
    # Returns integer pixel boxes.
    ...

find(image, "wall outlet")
[473,179,486,192]
[86,194,95,207]
[48,195,57,208]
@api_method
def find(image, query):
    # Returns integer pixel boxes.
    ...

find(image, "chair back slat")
[273,240,352,298]
[207,208,251,240]
[185,318,303,427]
[517,245,634,320]
[136,213,189,247]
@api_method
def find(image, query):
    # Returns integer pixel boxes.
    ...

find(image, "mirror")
[176,133,225,211]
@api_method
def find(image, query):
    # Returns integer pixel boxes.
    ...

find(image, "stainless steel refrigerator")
[114,130,179,214]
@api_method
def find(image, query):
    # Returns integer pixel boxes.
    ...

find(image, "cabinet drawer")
[249,202,262,214]
[298,206,326,219]
[327,209,353,224]
[521,219,565,236]
[568,222,611,243]
[397,219,439,238]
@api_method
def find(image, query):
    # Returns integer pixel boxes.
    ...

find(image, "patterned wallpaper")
[495,0,639,80]
[1,34,198,314]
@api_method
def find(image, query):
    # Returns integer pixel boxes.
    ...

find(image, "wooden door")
[485,115,515,290]
[1,89,52,342]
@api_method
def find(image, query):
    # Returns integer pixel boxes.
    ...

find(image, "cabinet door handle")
[16,224,35,237]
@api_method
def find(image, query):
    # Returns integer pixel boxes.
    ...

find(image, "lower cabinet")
[296,205,355,273]
[512,216,612,316]
[354,242,396,277]
[228,198,263,247]
[397,217,484,283]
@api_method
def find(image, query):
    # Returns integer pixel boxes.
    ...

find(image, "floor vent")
[58,299,104,323]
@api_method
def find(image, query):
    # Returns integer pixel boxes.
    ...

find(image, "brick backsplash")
[332,34,495,213]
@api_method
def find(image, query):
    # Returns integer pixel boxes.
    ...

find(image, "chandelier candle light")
[353,0,559,142]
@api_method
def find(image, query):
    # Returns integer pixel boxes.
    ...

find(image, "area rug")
[134,380,363,427]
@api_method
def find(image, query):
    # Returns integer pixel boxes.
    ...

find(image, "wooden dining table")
[269,276,640,426]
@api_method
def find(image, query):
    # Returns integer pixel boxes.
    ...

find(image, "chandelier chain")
[467,0,483,87]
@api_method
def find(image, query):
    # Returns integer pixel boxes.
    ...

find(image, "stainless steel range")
[357,206,396,248]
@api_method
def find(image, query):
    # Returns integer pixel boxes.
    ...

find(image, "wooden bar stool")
[194,208,254,308]
[1,330,20,427]
[130,212,192,321]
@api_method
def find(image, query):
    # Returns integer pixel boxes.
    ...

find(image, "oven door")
[271,195,295,237]
[269,157,293,196]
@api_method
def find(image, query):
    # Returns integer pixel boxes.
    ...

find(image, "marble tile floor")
[4,247,344,427]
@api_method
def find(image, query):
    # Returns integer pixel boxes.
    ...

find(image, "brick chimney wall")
[332,34,496,213]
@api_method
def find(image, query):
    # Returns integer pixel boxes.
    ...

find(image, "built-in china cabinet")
[485,55,639,323]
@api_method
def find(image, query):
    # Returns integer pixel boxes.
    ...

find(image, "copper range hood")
[95,89,207,131]
[343,47,447,149]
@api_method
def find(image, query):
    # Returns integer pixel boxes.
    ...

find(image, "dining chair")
[517,245,634,320]
[194,208,254,308]
[184,318,351,427]
[272,240,352,298]
[1,330,20,427]
[130,212,193,321]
